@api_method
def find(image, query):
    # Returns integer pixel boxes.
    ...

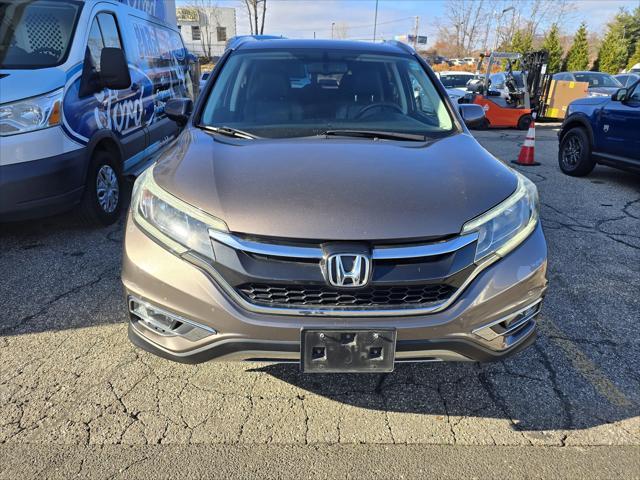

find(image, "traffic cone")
[511,116,540,166]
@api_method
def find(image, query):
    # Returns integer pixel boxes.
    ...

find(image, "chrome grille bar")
[209,229,478,260]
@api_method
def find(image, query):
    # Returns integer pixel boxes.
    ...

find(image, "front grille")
[237,283,457,308]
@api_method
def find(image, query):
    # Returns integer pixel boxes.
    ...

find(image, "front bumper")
[0,146,86,221]
[122,215,548,364]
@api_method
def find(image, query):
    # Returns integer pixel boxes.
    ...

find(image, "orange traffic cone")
[512,116,540,166]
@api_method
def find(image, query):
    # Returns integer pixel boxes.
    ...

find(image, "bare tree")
[184,0,223,59]
[438,0,488,57]
[242,0,267,35]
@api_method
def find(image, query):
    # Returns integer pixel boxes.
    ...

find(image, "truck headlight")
[462,172,539,261]
[132,167,228,259]
[0,88,63,136]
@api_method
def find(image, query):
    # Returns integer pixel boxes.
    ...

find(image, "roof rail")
[226,35,286,51]
[383,40,415,55]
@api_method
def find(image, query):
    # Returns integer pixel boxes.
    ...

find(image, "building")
[177,7,236,59]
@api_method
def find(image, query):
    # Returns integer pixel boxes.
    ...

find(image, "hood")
[153,129,517,241]
[0,68,66,103]
[569,96,609,107]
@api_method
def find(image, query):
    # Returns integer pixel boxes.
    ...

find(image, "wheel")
[77,150,122,225]
[517,114,532,130]
[473,118,490,130]
[558,127,595,177]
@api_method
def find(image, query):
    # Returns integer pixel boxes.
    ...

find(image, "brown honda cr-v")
[121,38,547,373]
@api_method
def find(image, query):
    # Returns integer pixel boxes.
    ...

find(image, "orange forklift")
[463,51,548,130]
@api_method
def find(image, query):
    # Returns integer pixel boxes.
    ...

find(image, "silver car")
[122,39,547,372]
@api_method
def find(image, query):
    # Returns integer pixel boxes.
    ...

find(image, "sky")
[177,0,640,46]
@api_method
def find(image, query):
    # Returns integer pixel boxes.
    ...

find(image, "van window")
[86,13,124,72]
[0,0,82,69]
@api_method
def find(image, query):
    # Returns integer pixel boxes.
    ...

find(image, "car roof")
[232,38,414,55]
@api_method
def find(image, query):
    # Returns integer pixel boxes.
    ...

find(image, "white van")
[0,0,193,225]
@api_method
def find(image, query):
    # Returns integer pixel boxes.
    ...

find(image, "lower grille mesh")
[237,283,457,308]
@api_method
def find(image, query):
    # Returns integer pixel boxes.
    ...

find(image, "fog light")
[128,296,216,342]
[473,299,542,342]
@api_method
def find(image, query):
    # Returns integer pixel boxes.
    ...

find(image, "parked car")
[614,73,640,88]
[558,80,640,176]
[0,0,193,225]
[122,38,547,371]
[552,71,623,97]
[489,71,526,100]
[438,71,477,103]
[462,57,475,66]
[629,63,640,73]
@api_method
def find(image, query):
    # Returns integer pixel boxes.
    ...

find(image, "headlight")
[132,167,228,259]
[0,88,63,136]
[462,172,539,262]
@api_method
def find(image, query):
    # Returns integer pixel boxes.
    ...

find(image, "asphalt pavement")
[1,125,639,479]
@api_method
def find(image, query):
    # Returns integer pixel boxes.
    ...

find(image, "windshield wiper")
[321,129,426,142]
[200,125,259,139]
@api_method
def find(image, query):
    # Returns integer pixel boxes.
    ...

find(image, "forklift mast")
[521,50,550,114]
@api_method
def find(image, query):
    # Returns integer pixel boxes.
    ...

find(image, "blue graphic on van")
[117,0,167,22]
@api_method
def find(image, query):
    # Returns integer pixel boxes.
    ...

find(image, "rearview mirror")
[165,98,193,127]
[100,48,131,90]
[612,88,628,102]
[459,104,485,129]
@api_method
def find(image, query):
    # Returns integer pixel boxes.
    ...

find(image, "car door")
[599,82,640,161]
[129,18,193,160]
[88,12,147,161]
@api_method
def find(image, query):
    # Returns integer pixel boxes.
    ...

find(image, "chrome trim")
[472,298,542,341]
[372,232,478,259]
[182,251,501,317]
[128,295,217,335]
[209,229,479,260]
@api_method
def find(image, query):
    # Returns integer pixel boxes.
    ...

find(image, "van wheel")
[77,150,122,225]
[558,127,595,177]
[517,114,532,130]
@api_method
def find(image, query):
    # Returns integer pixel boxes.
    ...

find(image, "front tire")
[77,150,122,225]
[558,127,595,177]
[517,114,532,130]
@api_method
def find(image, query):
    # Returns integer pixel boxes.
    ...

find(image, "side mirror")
[100,48,131,90]
[459,104,485,129]
[165,98,193,127]
[612,88,628,102]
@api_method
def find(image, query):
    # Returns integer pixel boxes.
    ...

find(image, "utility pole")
[413,16,419,49]
[331,22,335,39]
[373,0,379,42]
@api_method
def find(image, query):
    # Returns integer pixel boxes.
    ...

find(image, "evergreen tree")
[565,23,590,71]
[597,26,629,74]
[542,24,563,74]
[510,29,533,69]
[628,41,640,69]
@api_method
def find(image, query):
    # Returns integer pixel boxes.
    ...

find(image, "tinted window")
[440,74,474,88]
[97,13,122,49]
[0,0,82,69]
[201,49,455,139]
[86,13,123,73]
[574,73,622,88]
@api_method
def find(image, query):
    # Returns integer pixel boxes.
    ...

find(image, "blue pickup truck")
[558,80,640,176]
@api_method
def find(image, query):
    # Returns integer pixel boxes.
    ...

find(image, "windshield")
[574,73,622,88]
[0,0,82,69]
[200,49,455,139]
[440,74,474,89]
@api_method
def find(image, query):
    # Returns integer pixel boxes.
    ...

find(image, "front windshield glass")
[440,74,474,88]
[574,72,622,88]
[0,0,82,69]
[200,49,455,139]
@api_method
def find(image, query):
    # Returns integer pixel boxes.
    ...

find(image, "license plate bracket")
[301,328,396,373]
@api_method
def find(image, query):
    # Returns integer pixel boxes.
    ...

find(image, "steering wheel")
[355,102,404,119]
